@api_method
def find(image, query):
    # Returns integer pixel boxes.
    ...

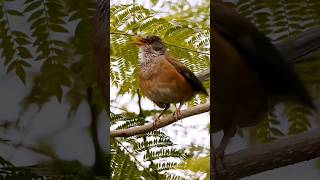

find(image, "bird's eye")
[153,43,163,51]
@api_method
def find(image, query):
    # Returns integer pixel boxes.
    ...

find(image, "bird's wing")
[214,0,314,108]
[166,55,208,96]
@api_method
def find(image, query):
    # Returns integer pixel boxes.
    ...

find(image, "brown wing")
[166,54,208,96]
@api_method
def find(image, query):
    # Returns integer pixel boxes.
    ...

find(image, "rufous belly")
[139,58,194,104]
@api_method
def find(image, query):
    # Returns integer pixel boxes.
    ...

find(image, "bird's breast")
[139,58,194,104]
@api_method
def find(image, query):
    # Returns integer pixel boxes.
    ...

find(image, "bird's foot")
[212,147,225,179]
[153,117,160,130]
[173,109,182,121]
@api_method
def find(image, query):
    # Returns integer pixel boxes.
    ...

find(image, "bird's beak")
[132,36,147,46]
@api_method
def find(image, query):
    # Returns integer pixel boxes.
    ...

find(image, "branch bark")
[276,27,320,63]
[196,69,210,82]
[111,103,210,137]
[215,129,320,179]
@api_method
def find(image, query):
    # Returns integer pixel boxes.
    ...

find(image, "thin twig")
[110,31,210,55]
[164,42,210,55]
[114,138,156,180]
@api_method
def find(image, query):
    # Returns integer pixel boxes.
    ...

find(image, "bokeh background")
[0,0,108,178]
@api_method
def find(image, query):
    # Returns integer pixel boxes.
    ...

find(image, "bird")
[132,35,208,128]
[212,0,315,178]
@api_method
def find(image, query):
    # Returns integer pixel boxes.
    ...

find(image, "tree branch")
[111,103,210,137]
[215,129,320,179]
[196,69,210,82]
[276,27,320,63]
[163,42,210,55]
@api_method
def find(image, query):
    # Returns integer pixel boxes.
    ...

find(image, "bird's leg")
[212,125,237,179]
[153,104,170,130]
[173,102,183,121]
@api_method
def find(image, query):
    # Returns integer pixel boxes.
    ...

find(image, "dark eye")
[152,43,162,51]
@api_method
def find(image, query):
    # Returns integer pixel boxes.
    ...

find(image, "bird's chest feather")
[139,58,193,104]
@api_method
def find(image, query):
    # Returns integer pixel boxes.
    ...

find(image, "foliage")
[184,156,210,180]
[0,154,101,179]
[285,104,313,134]
[0,0,106,178]
[253,107,284,143]
[111,111,209,179]
[110,112,187,179]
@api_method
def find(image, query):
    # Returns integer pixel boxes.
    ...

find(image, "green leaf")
[18,47,33,58]
[15,64,26,84]
[11,31,29,38]
[7,60,19,73]
[7,10,23,16]
[50,25,68,33]
[28,9,43,21]
[270,127,284,136]
[16,37,31,45]
[151,0,159,5]
[24,0,36,5]
[30,17,46,29]
[24,1,42,13]
[20,61,32,67]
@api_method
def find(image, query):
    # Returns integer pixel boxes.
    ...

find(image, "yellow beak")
[132,36,147,46]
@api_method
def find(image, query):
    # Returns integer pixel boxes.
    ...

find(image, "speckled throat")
[138,48,165,67]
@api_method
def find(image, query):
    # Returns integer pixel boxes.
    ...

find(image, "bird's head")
[132,35,166,55]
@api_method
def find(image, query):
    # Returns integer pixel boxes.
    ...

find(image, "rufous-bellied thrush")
[133,35,208,128]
